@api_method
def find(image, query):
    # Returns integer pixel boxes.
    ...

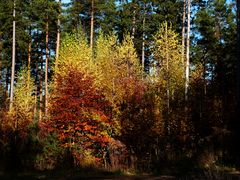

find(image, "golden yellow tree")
[6,67,35,134]
[95,33,142,133]
[54,32,94,78]
[154,22,184,136]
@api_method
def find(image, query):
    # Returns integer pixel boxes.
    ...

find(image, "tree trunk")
[5,68,9,103]
[185,0,190,102]
[0,52,2,89]
[39,52,43,122]
[10,0,16,110]
[33,36,39,120]
[45,20,49,118]
[55,0,61,69]
[166,24,170,136]
[90,0,94,50]
[27,33,31,85]
[131,1,136,39]
[181,0,186,65]
[33,58,38,120]
[141,3,146,71]
[237,0,240,116]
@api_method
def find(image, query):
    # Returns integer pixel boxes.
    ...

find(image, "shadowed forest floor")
[1,168,240,180]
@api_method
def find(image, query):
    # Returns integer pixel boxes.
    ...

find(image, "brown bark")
[55,0,61,69]
[185,0,190,102]
[141,3,146,71]
[181,0,186,65]
[39,53,43,122]
[33,39,39,119]
[237,0,240,115]
[27,38,31,85]
[45,20,49,118]
[131,0,136,39]
[5,68,9,102]
[10,0,16,110]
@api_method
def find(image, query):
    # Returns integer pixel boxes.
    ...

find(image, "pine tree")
[237,0,240,115]
[9,0,16,110]
[55,0,61,69]
[185,0,191,102]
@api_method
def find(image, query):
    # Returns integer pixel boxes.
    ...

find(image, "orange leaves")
[43,66,111,163]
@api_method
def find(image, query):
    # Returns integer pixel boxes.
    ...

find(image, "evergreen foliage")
[0,0,239,176]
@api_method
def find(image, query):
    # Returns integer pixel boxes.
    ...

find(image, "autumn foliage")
[41,66,111,165]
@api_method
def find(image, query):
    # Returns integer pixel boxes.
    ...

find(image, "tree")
[9,0,16,110]
[55,0,61,69]
[185,0,191,102]
[55,32,93,76]
[154,22,184,136]
[237,0,240,117]
[193,0,237,118]
[6,67,35,133]
[181,0,186,65]
[90,0,94,50]
[45,18,49,118]
[43,66,111,165]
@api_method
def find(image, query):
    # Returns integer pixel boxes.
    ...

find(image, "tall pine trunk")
[90,0,94,50]
[185,0,190,102]
[0,53,2,89]
[5,68,10,104]
[131,1,136,39]
[10,0,16,110]
[181,0,191,143]
[55,0,61,69]
[27,31,31,85]
[39,51,43,121]
[45,20,49,118]
[181,0,186,65]
[141,3,146,71]
[33,58,38,119]
[166,24,170,136]
[237,0,240,116]
[33,36,39,120]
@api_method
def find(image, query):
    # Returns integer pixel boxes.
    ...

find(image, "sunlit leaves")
[154,21,184,97]
[54,32,94,78]
[45,66,111,164]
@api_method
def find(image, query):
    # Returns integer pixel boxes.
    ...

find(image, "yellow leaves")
[116,35,138,69]
[190,63,204,83]
[154,21,184,92]
[55,32,143,136]
[95,33,142,108]
[0,67,35,135]
[54,33,93,78]
[13,67,35,122]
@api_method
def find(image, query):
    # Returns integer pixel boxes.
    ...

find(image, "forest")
[0,0,240,179]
